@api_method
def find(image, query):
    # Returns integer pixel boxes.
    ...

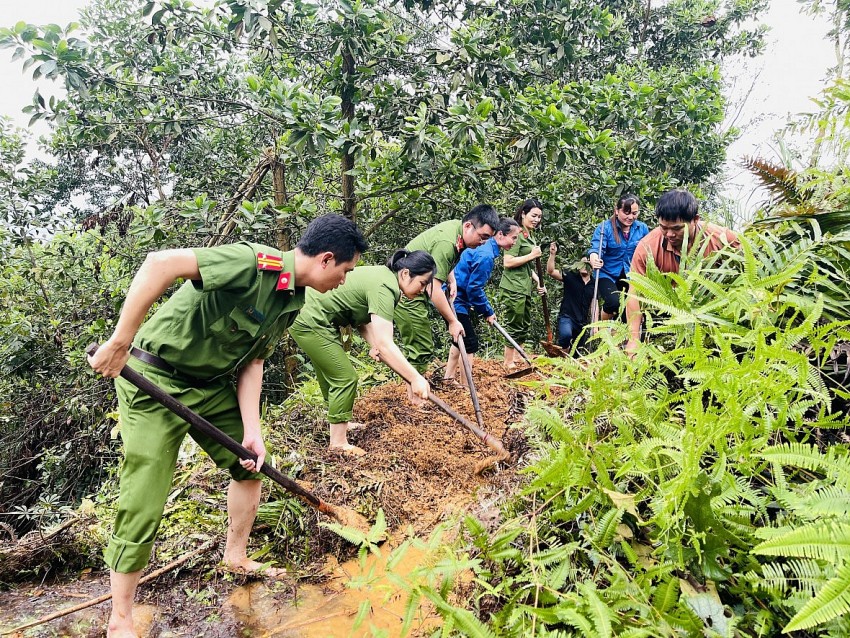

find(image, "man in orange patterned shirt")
[625,189,739,353]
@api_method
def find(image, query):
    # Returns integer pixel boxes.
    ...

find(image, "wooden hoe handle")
[534,257,553,343]
[85,344,337,517]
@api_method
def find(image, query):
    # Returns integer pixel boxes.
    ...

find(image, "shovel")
[451,310,485,430]
[589,219,606,334]
[491,320,535,378]
[86,343,370,533]
[533,258,570,357]
[378,355,509,474]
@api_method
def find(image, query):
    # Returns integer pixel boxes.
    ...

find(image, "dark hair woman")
[497,198,545,370]
[290,250,436,456]
[587,193,650,321]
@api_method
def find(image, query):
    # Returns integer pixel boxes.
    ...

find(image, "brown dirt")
[301,357,535,535]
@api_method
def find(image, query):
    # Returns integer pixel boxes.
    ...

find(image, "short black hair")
[463,204,500,233]
[655,189,699,223]
[297,214,368,263]
[498,217,519,235]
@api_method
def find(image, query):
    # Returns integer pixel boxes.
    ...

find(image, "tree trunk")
[207,151,274,247]
[272,157,291,251]
[340,42,357,222]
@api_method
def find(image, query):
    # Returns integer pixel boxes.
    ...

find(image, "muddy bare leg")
[222,479,264,570]
[108,569,142,638]
[329,422,365,456]
[444,345,461,382]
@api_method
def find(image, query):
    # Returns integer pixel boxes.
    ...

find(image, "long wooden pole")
[85,344,368,531]
[534,258,554,343]
[451,310,485,429]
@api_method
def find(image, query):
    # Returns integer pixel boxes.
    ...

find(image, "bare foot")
[223,559,288,579]
[329,443,366,457]
[107,621,138,638]
[347,421,366,431]
[441,378,466,389]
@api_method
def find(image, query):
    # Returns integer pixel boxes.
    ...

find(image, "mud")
[0,358,536,637]
[301,357,533,534]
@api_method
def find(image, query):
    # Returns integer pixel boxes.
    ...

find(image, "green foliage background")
[5,0,850,635]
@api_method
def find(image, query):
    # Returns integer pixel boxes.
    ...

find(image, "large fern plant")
[410,218,850,636]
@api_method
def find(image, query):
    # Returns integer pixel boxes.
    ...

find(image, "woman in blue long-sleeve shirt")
[443,218,520,386]
[587,193,649,320]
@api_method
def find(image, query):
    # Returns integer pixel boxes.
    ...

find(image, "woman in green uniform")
[291,250,436,456]
[498,198,546,370]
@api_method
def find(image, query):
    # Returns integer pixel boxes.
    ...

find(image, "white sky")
[0,0,837,220]
[0,0,86,145]
[722,1,834,221]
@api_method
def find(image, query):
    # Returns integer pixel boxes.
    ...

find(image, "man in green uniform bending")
[395,204,500,373]
[87,214,367,638]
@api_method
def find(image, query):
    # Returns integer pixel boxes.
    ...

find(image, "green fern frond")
[423,588,499,638]
[760,443,850,488]
[319,520,369,546]
[579,582,613,638]
[750,558,827,598]
[754,520,850,562]
[652,577,680,613]
[554,605,597,636]
[785,561,850,632]
[592,508,624,548]
[759,442,826,473]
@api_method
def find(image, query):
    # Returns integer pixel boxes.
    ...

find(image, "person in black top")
[547,243,594,351]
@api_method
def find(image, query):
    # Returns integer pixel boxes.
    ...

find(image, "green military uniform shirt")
[135,242,304,378]
[291,265,402,424]
[405,219,463,282]
[499,230,536,295]
[295,265,400,330]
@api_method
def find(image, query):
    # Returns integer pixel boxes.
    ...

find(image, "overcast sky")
[0,0,837,221]
[0,0,85,143]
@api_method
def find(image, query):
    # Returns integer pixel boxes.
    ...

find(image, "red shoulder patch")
[276,272,292,291]
[257,252,283,272]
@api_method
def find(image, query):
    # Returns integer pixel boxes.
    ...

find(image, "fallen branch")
[0,516,84,582]
[1,538,219,636]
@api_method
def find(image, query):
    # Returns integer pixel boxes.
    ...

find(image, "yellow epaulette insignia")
[257,252,283,272]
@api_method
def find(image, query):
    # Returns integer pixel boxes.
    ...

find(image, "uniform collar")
[276,250,297,292]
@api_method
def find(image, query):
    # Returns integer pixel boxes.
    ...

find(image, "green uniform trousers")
[106,358,258,574]
[498,289,533,343]
[289,322,359,424]
[393,295,434,374]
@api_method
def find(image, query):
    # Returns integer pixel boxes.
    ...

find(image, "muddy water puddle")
[0,543,440,637]
[227,541,439,637]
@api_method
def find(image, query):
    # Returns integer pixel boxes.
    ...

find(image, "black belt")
[130,347,213,387]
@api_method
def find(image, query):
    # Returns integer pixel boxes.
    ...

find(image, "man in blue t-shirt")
[443,218,520,386]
